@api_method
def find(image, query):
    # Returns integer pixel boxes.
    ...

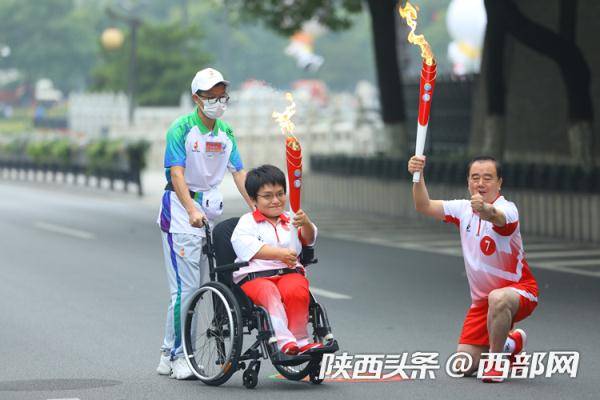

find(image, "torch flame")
[398,1,435,65]
[272,92,297,139]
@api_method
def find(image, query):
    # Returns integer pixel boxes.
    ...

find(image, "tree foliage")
[195,8,376,90]
[0,0,98,91]
[225,0,364,36]
[224,0,452,77]
[92,22,211,106]
[0,0,451,100]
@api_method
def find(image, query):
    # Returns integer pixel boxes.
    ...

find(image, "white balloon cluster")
[446,0,487,75]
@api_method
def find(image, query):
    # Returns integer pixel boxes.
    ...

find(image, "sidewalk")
[142,169,600,279]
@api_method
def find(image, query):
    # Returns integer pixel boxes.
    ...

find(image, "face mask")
[201,101,226,119]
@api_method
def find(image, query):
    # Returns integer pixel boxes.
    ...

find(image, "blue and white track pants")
[160,231,209,360]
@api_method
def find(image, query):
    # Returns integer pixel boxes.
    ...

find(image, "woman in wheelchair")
[231,164,323,356]
[182,164,337,388]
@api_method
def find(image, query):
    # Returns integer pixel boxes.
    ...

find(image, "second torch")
[412,60,437,183]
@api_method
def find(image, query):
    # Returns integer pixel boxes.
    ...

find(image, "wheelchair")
[182,217,339,389]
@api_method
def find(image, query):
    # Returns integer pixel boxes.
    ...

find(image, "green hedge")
[0,136,150,173]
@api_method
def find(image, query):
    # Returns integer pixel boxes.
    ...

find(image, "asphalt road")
[0,181,598,400]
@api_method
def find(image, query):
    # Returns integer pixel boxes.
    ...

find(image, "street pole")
[128,19,140,126]
[107,7,141,127]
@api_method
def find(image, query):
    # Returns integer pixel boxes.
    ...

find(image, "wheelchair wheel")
[309,358,324,384]
[274,361,312,381]
[183,282,243,386]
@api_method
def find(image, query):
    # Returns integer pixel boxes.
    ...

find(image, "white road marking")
[525,243,590,251]
[529,262,600,278]
[526,249,600,260]
[310,286,352,300]
[47,398,81,400]
[387,234,460,243]
[387,241,463,256]
[534,259,600,268]
[327,233,464,255]
[322,232,600,278]
[35,222,95,240]
[426,239,462,247]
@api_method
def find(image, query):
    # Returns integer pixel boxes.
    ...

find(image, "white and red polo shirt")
[443,195,538,306]
[230,210,318,284]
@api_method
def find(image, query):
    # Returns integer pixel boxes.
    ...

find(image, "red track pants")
[241,272,310,348]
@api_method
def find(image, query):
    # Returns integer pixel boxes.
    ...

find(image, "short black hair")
[467,156,502,179]
[245,164,287,200]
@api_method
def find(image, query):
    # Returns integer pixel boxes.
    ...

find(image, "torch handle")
[413,123,428,183]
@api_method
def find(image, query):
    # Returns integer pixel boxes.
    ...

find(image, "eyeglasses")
[256,191,287,202]
[199,94,230,105]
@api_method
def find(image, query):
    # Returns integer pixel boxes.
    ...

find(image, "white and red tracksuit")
[231,210,317,348]
[443,195,538,346]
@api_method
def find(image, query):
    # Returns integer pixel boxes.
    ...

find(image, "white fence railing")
[68,90,384,170]
[303,173,600,243]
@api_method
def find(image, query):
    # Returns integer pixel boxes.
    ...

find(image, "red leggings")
[241,273,310,348]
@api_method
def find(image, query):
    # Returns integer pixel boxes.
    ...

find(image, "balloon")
[446,0,487,74]
[446,0,486,47]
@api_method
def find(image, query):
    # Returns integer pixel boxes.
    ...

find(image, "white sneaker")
[156,354,171,376]
[170,357,196,380]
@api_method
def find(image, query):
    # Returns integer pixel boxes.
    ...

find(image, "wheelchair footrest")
[310,339,339,355]
[269,340,339,366]
[270,352,313,366]
[299,340,339,358]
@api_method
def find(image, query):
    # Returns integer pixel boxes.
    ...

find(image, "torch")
[399,1,437,183]
[272,94,304,246]
[413,61,437,183]
[285,136,303,213]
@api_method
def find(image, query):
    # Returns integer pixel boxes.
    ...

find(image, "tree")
[0,0,98,92]
[365,0,407,154]
[478,0,594,167]
[226,0,409,155]
[178,3,377,91]
[92,22,211,106]
[473,0,507,160]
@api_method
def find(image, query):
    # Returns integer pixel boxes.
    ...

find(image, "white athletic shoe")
[170,357,196,380]
[156,354,171,376]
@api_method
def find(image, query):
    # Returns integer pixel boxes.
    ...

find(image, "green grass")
[0,118,32,134]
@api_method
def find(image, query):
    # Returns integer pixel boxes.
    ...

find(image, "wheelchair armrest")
[300,246,318,267]
[214,261,249,273]
[303,258,318,266]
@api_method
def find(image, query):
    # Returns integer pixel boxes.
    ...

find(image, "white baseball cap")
[190,68,229,94]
